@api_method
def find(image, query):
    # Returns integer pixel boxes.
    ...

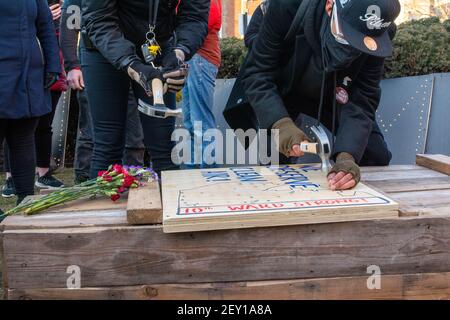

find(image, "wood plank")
[162,164,398,233]
[3,216,450,289]
[361,169,447,182]
[365,177,450,193]
[6,272,450,300]
[0,210,128,231]
[126,181,162,225]
[360,165,421,173]
[417,154,450,175]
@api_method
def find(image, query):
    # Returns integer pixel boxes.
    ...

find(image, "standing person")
[182,0,222,168]
[224,0,400,191]
[81,0,210,178]
[0,1,61,204]
[60,0,146,184]
[2,0,65,198]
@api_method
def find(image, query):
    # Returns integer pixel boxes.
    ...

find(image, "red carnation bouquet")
[3,165,158,217]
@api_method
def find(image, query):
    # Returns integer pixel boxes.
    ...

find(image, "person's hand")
[127,60,164,96]
[44,72,59,89]
[272,117,310,157]
[162,49,188,93]
[327,152,361,190]
[67,69,85,90]
[49,3,62,21]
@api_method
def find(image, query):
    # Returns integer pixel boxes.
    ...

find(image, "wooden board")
[126,181,162,225]
[6,272,450,300]
[162,164,399,233]
[416,154,450,176]
[3,215,450,289]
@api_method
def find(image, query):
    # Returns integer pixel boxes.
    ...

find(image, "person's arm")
[174,0,210,61]
[241,0,296,130]
[81,0,139,70]
[333,56,385,163]
[244,5,264,49]
[60,2,81,72]
[36,0,61,74]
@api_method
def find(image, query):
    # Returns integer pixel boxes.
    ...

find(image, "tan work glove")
[272,117,310,157]
[327,152,361,190]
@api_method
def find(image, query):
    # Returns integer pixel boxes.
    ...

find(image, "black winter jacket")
[81,0,210,70]
[225,0,394,163]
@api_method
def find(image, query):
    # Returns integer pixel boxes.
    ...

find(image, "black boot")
[0,209,5,223]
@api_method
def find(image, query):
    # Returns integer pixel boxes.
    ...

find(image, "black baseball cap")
[335,0,401,57]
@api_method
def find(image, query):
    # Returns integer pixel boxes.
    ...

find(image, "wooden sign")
[162,164,399,233]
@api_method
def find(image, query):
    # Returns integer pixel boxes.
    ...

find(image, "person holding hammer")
[81,0,210,177]
[224,0,400,190]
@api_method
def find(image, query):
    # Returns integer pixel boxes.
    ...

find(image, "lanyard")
[148,0,160,31]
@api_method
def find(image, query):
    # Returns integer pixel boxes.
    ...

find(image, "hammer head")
[138,99,182,119]
[310,125,332,173]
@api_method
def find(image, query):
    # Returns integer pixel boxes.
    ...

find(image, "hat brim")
[337,13,393,58]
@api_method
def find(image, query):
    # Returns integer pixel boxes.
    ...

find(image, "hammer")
[138,79,182,119]
[299,125,332,173]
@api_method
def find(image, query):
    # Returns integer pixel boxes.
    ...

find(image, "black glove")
[272,117,310,157]
[127,60,164,96]
[162,50,188,93]
[44,72,59,89]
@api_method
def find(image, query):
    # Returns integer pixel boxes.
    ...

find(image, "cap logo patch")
[339,0,350,8]
[360,5,392,30]
[364,36,378,51]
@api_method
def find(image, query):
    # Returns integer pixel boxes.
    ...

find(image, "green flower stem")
[3,170,147,216]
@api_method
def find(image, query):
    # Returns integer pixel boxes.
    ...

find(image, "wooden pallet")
[1,156,450,300]
[162,164,398,233]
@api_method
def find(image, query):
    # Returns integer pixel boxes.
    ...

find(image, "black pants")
[74,87,145,180]
[0,118,39,203]
[4,91,61,171]
[81,48,178,178]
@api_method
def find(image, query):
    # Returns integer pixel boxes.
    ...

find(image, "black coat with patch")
[81,0,210,70]
[224,0,395,164]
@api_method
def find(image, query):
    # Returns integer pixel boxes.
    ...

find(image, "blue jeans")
[182,54,218,167]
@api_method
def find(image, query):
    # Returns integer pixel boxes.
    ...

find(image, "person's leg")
[183,55,218,167]
[34,91,66,188]
[73,89,94,183]
[133,83,178,176]
[81,48,130,178]
[2,141,16,197]
[359,122,392,166]
[35,91,60,175]
[5,118,39,204]
[0,121,5,214]
[123,87,145,166]
[4,142,11,175]
[181,60,194,168]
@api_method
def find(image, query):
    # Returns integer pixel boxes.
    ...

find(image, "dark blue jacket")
[0,0,61,119]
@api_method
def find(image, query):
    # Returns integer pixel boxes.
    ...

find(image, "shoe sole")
[35,182,65,190]
[1,193,15,198]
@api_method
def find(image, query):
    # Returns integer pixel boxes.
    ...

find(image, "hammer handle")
[152,78,165,106]
[300,142,318,154]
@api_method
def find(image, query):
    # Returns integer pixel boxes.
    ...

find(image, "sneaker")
[35,173,65,189]
[74,174,90,185]
[1,177,16,198]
